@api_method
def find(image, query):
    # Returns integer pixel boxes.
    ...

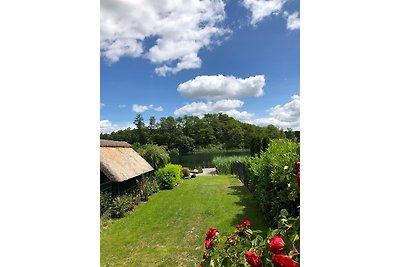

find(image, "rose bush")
[196,212,299,267]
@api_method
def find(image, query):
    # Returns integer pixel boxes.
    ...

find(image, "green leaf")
[256,235,264,242]
[280,209,289,217]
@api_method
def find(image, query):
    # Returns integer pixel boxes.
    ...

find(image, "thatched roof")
[100,139,153,182]
[100,139,131,147]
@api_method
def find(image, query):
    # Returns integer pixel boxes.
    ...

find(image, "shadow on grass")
[227,185,268,232]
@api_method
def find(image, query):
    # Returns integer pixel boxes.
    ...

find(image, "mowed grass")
[100,175,266,267]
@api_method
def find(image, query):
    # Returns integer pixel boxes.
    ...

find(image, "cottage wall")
[100,171,146,197]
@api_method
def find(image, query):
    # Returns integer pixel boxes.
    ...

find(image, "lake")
[170,150,250,169]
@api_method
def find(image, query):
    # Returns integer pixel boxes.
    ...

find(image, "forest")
[100,113,300,154]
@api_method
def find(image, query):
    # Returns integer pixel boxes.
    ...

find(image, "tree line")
[100,113,300,154]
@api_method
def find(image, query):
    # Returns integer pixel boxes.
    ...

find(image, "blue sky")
[100,0,300,133]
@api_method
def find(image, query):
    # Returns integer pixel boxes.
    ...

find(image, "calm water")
[170,150,250,169]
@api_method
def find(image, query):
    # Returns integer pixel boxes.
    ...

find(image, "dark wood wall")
[100,171,145,197]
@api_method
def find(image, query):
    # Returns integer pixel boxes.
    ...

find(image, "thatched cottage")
[100,139,153,196]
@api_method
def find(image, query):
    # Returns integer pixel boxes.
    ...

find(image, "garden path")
[197,167,217,176]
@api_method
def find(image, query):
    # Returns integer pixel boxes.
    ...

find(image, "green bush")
[100,192,112,214]
[155,164,183,189]
[108,194,135,219]
[212,156,249,174]
[137,144,170,170]
[150,179,160,193]
[247,139,300,227]
[142,183,153,201]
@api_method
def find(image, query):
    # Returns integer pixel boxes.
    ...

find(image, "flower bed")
[197,211,299,267]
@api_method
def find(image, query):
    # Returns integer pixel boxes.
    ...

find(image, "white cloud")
[132,104,148,113]
[174,99,254,121]
[177,75,265,100]
[224,110,255,120]
[242,0,287,25]
[152,105,164,112]
[249,94,300,130]
[100,120,134,134]
[101,0,229,75]
[100,103,105,108]
[118,104,127,108]
[132,104,163,113]
[283,11,300,30]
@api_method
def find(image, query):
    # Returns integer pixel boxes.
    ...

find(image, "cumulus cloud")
[174,99,254,120]
[101,0,229,75]
[132,104,163,113]
[100,120,134,134]
[250,95,299,130]
[224,110,255,120]
[242,0,287,25]
[283,11,300,30]
[177,75,265,100]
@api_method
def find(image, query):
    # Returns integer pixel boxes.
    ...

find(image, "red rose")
[269,235,285,254]
[203,253,209,260]
[206,228,218,239]
[272,254,298,267]
[242,219,252,227]
[198,265,203,267]
[236,223,244,230]
[245,251,262,267]
[205,238,211,249]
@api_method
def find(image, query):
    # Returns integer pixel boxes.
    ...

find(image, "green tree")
[261,136,270,152]
[285,128,297,141]
[134,114,148,145]
[173,135,195,154]
[265,124,285,139]
[250,136,262,156]
[137,144,170,170]
[225,127,245,149]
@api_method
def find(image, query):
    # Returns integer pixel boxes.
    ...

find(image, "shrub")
[108,194,134,219]
[197,211,300,267]
[150,179,160,193]
[182,167,191,178]
[137,144,170,170]
[100,191,112,214]
[155,164,183,189]
[142,183,153,201]
[248,139,300,227]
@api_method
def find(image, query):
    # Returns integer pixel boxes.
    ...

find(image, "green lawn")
[100,175,266,267]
